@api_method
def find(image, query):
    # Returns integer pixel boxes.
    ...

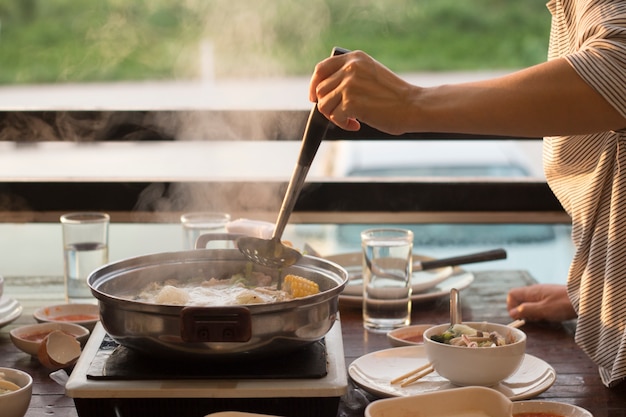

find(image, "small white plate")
[339,270,474,307]
[348,345,556,401]
[326,253,454,297]
[0,296,23,329]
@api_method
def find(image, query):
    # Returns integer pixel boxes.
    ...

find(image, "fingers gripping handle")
[298,46,350,167]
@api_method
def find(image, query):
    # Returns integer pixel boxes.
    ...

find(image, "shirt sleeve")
[564,1,626,119]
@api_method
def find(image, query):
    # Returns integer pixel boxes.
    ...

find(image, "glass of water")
[61,212,110,304]
[180,212,231,249]
[361,228,414,332]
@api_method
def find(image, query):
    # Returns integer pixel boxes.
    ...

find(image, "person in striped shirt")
[308,0,626,387]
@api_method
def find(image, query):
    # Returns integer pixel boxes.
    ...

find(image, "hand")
[507,284,577,322]
[310,50,626,138]
[308,50,419,134]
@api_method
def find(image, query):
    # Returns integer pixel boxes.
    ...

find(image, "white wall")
[0,223,182,277]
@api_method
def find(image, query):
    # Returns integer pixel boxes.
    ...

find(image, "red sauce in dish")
[20,330,76,342]
[402,334,424,343]
[51,314,98,322]
[514,413,565,417]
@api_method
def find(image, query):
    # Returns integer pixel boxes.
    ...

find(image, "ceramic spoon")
[450,288,462,325]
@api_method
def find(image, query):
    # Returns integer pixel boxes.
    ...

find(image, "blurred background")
[0,0,550,85]
[0,0,573,285]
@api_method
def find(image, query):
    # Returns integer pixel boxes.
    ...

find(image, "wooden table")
[2,271,625,417]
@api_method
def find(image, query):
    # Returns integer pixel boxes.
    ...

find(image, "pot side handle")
[195,233,245,249]
[180,306,252,343]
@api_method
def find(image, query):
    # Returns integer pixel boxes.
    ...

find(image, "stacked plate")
[0,275,23,330]
[0,297,22,329]
[325,252,474,306]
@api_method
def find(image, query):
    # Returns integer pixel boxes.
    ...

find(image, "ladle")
[237,47,350,269]
[363,248,507,282]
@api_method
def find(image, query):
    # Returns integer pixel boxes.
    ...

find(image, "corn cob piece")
[283,274,320,298]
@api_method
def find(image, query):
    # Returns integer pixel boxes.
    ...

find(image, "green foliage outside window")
[0,0,550,85]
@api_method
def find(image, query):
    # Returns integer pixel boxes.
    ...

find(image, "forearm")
[409,58,626,137]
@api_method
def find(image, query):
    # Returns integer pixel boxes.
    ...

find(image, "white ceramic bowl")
[0,367,33,417]
[33,303,99,331]
[365,386,512,417]
[512,401,593,417]
[10,322,90,356]
[0,274,4,299]
[423,321,526,386]
[387,324,434,347]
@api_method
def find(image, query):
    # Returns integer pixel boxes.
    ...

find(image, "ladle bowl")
[237,236,302,269]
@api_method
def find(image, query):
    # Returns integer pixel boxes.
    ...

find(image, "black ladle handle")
[418,248,507,271]
[272,47,350,240]
[298,46,350,167]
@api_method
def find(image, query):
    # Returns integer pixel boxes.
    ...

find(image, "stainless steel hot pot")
[88,239,348,359]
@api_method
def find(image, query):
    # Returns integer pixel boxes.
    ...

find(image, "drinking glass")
[61,212,110,303]
[361,228,413,332]
[180,212,231,249]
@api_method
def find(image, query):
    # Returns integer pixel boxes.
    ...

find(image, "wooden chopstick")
[390,362,432,385]
[391,363,435,388]
[507,318,526,329]
[390,319,527,387]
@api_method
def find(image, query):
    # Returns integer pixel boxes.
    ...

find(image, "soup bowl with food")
[0,367,33,417]
[423,321,526,386]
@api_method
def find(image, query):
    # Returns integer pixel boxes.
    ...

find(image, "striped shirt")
[544,0,626,387]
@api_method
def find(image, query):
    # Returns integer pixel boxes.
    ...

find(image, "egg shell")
[37,330,82,370]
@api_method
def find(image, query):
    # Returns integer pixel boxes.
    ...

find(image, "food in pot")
[283,274,320,297]
[430,323,516,347]
[132,270,320,306]
[0,372,20,394]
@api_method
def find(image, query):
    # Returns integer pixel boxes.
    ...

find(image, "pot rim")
[88,248,348,311]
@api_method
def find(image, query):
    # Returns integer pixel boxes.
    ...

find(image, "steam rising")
[198,1,331,78]
[1,1,339,217]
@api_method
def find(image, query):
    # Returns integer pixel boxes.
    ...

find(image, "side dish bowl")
[10,322,90,356]
[387,324,434,347]
[0,367,33,417]
[365,386,512,417]
[33,303,99,331]
[512,400,593,417]
[423,321,526,386]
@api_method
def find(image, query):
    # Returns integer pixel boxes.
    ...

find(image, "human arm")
[507,284,577,322]
[308,50,626,136]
